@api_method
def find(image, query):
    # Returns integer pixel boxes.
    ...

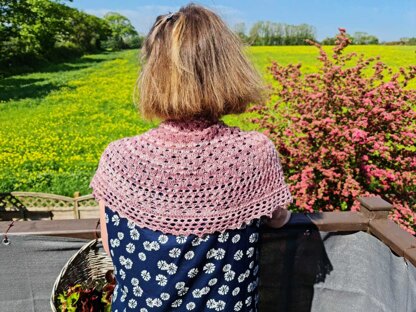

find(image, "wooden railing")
[1,194,415,267]
[0,192,98,220]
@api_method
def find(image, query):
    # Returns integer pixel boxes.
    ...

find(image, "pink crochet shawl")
[89,117,293,237]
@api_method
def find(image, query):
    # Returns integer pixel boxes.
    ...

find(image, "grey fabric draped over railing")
[1,218,415,311]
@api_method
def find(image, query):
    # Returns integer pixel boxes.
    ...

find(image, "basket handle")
[2,220,15,245]
[94,219,100,242]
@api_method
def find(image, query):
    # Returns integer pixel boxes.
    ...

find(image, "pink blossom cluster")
[248,28,416,234]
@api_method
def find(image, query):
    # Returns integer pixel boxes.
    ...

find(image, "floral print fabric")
[105,206,261,311]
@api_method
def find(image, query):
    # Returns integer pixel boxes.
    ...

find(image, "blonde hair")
[135,2,267,122]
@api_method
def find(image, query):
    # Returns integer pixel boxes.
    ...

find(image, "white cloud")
[85,4,245,35]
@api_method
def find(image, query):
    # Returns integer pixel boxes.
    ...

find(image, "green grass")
[1,46,415,196]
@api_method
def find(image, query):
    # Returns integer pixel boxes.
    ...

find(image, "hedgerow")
[249,28,416,234]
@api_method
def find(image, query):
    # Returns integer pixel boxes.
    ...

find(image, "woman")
[90,3,292,311]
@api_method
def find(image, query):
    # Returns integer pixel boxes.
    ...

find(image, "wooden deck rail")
[1,195,415,267]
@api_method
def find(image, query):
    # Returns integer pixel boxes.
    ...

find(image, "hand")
[264,209,291,228]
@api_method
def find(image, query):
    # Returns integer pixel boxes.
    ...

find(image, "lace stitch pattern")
[89,118,293,237]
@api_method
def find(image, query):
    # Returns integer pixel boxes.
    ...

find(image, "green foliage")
[244,21,316,46]
[0,47,415,196]
[0,0,137,75]
[103,12,143,50]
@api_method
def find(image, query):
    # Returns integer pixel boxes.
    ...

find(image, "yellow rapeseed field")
[0,46,415,196]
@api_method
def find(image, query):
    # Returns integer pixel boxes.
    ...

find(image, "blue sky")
[68,0,416,42]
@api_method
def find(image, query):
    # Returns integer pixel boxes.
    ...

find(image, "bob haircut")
[135,2,268,122]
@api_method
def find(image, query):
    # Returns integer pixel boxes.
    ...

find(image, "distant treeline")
[234,22,316,46]
[0,0,144,74]
[234,22,415,46]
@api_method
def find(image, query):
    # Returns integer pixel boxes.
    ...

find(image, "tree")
[248,21,316,46]
[103,12,140,50]
[233,22,249,44]
[352,32,379,45]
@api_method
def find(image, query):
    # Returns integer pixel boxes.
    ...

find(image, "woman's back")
[105,206,261,311]
[89,3,292,311]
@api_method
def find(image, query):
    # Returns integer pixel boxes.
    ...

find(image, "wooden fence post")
[73,191,80,219]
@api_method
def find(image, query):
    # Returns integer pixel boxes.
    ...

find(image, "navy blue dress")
[104,206,262,312]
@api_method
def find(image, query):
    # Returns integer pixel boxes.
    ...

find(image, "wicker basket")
[50,238,114,311]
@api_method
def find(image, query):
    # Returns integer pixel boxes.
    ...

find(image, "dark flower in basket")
[57,269,116,312]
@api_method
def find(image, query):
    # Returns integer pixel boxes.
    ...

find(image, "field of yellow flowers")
[0,46,415,196]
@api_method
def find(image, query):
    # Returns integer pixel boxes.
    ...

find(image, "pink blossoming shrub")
[249,28,416,234]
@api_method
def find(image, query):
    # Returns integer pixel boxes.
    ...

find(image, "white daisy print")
[207,299,216,308]
[127,220,136,229]
[175,282,185,290]
[206,248,217,259]
[119,269,126,280]
[234,250,244,260]
[203,262,216,274]
[119,255,127,265]
[146,298,154,308]
[215,248,226,260]
[246,247,255,258]
[124,258,133,269]
[117,232,124,240]
[232,287,240,296]
[130,228,140,240]
[249,233,259,243]
[216,300,226,311]
[184,251,195,260]
[150,241,160,250]
[153,298,162,307]
[128,298,137,308]
[144,241,160,251]
[133,285,143,297]
[247,282,255,292]
[166,263,178,275]
[155,274,167,286]
[232,234,240,243]
[188,268,199,278]
[141,270,151,281]
[112,284,118,301]
[160,292,170,301]
[218,232,229,243]
[218,285,229,295]
[192,288,202,298]
[224,270,235,281]
[201,286,210,295]
[191,237,202,246]
[171,299,183,308]
[110,238,120,248]
[234,301,243,311]
[178,286,189,296]
[143,241,152,251]
[245,296,252,307]
[120,285,128,302]
[104,213,109,224]
[126,243,135,253]
[138,252,146,261]
[238,273,246,283]
[176,235,187,244]
[157,260,168,270]
[140,308,148,312]
[222,264,231,272]
[249,260,255,269]
[158,234,168,244]
[208,278,218,286]
[186,302,196,310]
[111,214,120,226]
[169,248,181,258]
